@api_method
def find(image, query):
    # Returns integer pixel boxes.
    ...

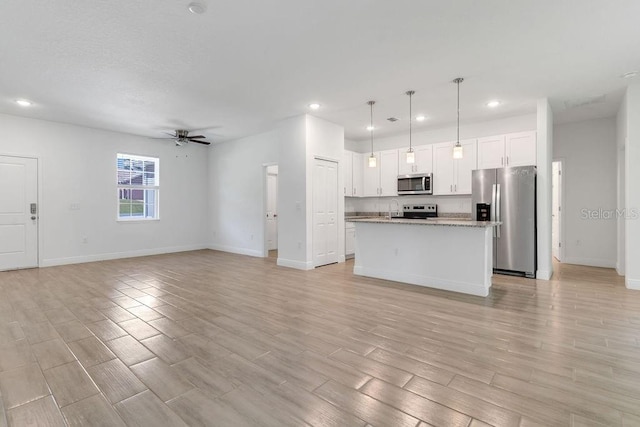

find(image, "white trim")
[277,258,314,270]
[353,265,490,297]
[626,278,640,290]
[41,244,208,267]
[536,269,552,280]
[563,257,616,269]
[207,244,263,258]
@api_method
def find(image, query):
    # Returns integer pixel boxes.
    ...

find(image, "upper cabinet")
[343,150,364,197]
[398,144,433,175]
[432,139,477,195]
[477,131,536,169]
[363,149,398,197]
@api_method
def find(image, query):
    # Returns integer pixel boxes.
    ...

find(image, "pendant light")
[405,90,415,164]
[452,77,464,159]
[367,100,377,168]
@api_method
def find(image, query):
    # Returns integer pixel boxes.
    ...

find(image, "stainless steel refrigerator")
[472,166,536,278]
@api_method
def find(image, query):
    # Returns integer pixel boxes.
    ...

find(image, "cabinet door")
[432,142,455,195]
[398,148,414,175]
[414,144,433,174]
[379,149,398,196]
[477,135,506,169]
[345,222,355,255]
[362,152,380,197]
[506,131,536,167]
[454,139,477,194]
[343,151,353,196]
[352,152,363,197]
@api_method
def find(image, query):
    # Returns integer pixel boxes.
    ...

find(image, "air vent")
[563,95,606,109]
[387,117,399,122]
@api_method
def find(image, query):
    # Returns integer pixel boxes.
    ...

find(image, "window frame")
[116,153,160,222]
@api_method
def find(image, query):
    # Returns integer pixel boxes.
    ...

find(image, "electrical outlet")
[297,242,302,249]
[82,236,88,244]
[250,234,254,240]
[576,239,581,246]
[394,248,398,256]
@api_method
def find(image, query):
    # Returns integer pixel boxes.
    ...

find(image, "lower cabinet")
[345,222,356,259]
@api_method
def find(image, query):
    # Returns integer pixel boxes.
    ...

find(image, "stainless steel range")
[403,204,437,219]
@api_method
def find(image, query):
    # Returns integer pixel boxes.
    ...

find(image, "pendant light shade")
[367,100,377,168]
[453,77,464,159]
[405,90,415,164]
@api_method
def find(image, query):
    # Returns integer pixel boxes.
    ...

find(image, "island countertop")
[348,217,501,228]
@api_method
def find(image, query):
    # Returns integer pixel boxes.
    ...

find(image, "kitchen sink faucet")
[388,199,401,219]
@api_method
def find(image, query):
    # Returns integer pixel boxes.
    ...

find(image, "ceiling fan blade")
[186,134,206,139]
[189,139,211,145]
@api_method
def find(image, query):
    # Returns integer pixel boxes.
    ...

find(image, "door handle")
[491,184,497,237]
[496,183,501,238]
[31,216,37,220]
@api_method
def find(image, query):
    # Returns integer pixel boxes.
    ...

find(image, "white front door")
[266,172,278,250]
[313,158,338,267]
[0,156,38,271]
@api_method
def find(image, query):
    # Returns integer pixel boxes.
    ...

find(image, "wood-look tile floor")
[0,250,638,426]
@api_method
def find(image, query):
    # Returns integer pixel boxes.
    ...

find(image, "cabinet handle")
[354,188,356,195]
[507,156,510,165]
[450,184,453,192]
[501,157,504,166]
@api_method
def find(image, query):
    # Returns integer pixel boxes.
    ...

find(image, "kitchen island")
[350,218,500,297]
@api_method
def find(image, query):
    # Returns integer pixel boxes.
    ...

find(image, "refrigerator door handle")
[491,184,497,238]
[496,183,501,238]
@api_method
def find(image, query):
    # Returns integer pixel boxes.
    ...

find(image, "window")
[117,153,159,220]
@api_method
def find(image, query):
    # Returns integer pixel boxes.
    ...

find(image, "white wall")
[536,99,553,280]
[0,113,209,266]
[554,118,617,268]
[617,92,627,275]
[208,127,279,257]
[305,115,346,265]
[350,114,537,153]
[626,84,640,289]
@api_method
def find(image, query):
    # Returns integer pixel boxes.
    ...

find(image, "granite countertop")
[349,217,500,228]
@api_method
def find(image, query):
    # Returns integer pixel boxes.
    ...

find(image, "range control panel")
[403,204,437,218]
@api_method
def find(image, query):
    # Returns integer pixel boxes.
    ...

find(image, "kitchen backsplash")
[345,195,472,215]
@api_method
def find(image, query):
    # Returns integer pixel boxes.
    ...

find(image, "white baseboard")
[626,278,640,290]
[563,257,616,269]
[353,265,490,297]
[41,244,208,267]
[616,263,625,276]
[277,258,314,270]
[536,269,552,280]
[207,243,263,258]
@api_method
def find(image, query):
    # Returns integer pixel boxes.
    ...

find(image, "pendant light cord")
[406,91,414,151]
[457,80,460,144]
[368,100,375,155]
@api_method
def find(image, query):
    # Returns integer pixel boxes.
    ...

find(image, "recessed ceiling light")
[415,115,426,122]
[16,99,32,107]
[308,103,320,110]
[366,125,375,131]
[621,71,639,79]
[486,100,501,108]
[188,2,207,14]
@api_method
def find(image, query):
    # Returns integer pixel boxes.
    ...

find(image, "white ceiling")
[1,1,639,143]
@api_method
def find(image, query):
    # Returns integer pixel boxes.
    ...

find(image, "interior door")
[313,158,338,267]
[0,155,38,271]
[552,162,561,261]
[266,172,278,250]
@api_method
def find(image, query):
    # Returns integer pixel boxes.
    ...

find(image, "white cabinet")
[477,131,536,169]
[345,221,355,258]
[398,144,433,175]
[343,151,353,196]
[343,151,364,197]
[506,131,537,167]
[433,139,477,195]
[363,149,398,197]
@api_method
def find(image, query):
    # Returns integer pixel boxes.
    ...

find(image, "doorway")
[264,165,278,258]
[552,160,563,262]
[313,158,339,267]
[0,155,39,271]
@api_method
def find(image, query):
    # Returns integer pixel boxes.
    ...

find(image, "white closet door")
[313,158,339,267]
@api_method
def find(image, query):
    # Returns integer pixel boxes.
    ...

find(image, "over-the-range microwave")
[397,173,433,195]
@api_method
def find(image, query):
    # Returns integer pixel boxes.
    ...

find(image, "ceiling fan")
[155,129,212,146]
